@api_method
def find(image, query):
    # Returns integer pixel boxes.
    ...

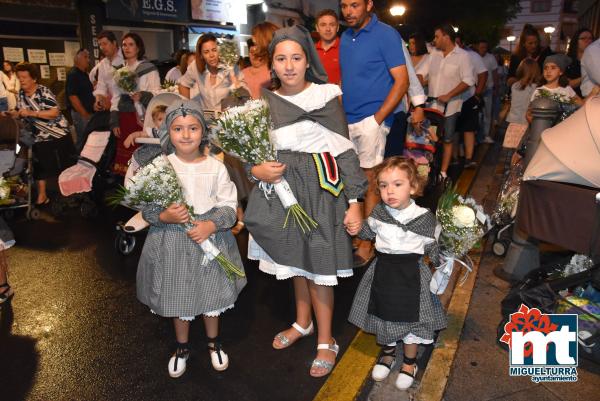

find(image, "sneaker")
[482,136,495,144]
[449,158,460,166]
[168,347,190,378]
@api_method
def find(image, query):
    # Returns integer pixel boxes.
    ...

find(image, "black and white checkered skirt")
[245,151,356,285]
[348,257,447,345]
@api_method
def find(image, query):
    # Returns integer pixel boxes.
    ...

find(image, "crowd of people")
[1,0,599,392]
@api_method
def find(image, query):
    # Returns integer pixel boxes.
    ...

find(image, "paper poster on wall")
[56,67,67,81]
[40,65,51,79]
[64,41,80,67]
[191,0,232,22]
[27,49,47,64]
[3,47,24,62]
[49,53,66,66]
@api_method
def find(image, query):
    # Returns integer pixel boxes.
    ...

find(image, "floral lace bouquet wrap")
[492,161,524,226]
[215,99,318,233]
[109,155,245,280]
[160,80,178,93]
[431,186,491,294]
[113,66,145,121]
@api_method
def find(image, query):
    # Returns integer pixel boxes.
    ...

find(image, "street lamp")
[390,5,406,16]
[544,26,555,48]
[453,26,459,33]
[507,35,516,53]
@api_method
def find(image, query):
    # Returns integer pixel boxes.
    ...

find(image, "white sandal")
[208,339,229,371]
[273,321,314,349]
[395,356,418,390]
[310,339,339,378]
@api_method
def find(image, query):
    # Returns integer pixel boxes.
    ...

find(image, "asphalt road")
[0,203,364,401]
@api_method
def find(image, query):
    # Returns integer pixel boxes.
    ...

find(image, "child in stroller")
[115,93,179,254]
[402,107,445,189]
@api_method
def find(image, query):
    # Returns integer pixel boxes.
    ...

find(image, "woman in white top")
[408,33,430,88]
[1,61,20,110]
[108,32,161,176]
[178,34,245,112]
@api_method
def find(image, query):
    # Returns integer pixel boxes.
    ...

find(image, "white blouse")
[368,201,437,255]
[271,83,355,157]
[167,154,237,215]
[110,60,161,112]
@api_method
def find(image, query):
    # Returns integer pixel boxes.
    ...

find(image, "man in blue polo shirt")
[340,0,409,266]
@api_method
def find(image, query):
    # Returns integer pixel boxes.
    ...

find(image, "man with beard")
[340,0,409,266]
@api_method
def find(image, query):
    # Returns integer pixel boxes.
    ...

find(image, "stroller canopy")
[143,92,182,131]
[524,96,600,188]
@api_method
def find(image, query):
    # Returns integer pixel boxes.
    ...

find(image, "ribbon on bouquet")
[258,177,298,209]
[430,254,473,295]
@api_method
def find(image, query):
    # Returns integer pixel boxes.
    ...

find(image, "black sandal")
[0,282,14,304]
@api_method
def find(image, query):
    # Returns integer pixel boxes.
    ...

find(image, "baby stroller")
[0,115,38,220]
[55,111,116,217]
[114,93,180,255]
[403,106,445,190]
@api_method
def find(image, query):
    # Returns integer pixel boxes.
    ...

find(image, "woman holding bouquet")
[136,100,246,378]
[178,34,247,112]
[244,25,367,378]
[109,33,161,176]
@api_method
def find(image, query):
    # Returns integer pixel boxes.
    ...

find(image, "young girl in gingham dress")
[135,99,246,378]
[347,157,447,390]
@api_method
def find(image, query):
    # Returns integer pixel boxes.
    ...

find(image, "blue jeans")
[0,97,8,112]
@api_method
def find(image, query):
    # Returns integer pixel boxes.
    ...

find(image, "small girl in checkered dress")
[136,100,246,379]
[347,157,446,390]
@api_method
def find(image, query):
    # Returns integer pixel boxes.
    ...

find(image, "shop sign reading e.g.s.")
[105,0,188,22]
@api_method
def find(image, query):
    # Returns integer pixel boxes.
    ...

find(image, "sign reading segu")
[105,0,189,22]
[500,304,578,383]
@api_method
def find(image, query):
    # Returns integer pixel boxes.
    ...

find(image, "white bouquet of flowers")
[109,155,245,280]
[215,99,318,233]
[113,66,145,120]
[0,177,10,201]
[160,79,178,93]
[431,186,491,294]
[218,40,239,70]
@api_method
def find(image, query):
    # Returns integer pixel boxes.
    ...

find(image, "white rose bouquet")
[109,155,245,280]
[215,99,318,233]
[431,185,491,294]
[113,66,145,120]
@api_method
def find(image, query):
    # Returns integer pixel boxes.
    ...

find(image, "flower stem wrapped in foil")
[215,99,318,233]
[108,155,244,280]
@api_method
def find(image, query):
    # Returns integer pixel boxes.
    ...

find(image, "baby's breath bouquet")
[160,79,178,93]
[0,177,11,205]
[431,186,491,294]
[218,40,239,70]
[215,99,318,233]
[110,155,244,280]
[113,66,145,120]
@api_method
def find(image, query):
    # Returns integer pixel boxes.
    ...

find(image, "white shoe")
[209,342,229,371]
[123,211,150,233]
[168,348,190,378]
[395,365,418,390]
[482,136,495,144]
[372,346,396,382]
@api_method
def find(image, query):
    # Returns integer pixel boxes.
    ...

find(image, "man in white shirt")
[422,24,476,179]
[581,38,600,97]
[93,30,124,112]
[455,36,488,168]
[476,39,498,143]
